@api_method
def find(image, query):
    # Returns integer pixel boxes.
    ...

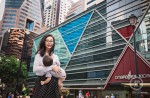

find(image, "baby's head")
[43,55,53,67]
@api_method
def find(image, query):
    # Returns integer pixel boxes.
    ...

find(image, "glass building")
[28,0,150,98]
[5,0,24,8]
[0,0,43,34]
[0,0,43,53]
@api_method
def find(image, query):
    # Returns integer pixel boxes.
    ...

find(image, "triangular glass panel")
[112,21,134,41]
[50,30,71,69]
[58,12,92,54]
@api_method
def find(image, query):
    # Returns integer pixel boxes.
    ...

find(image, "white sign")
[130,77,143,91]
[115,71,150,80]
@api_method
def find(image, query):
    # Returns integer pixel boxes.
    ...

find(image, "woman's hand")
[52,65,61,74]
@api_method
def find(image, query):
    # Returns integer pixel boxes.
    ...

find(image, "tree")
[0,55,28,90]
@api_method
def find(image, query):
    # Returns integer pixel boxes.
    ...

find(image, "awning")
[121,83,150,87]
[62,87,104,90]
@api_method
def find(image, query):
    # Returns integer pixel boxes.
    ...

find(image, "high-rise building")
[66,0,85,19]
[43,0,72,28]
[66,0,104,19]
[0,0,43,51]
[41,0,45,23]
[0,0,23,34]
[0,21,2,30]
[85,0,104,9]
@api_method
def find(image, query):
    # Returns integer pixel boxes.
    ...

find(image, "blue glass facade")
[58,12,92,53]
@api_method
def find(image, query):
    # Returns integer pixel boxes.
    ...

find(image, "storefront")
[103,45,150,98]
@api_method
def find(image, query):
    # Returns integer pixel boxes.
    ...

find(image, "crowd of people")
[4,85,34,98]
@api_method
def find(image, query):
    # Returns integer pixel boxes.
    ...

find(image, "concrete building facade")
[66,0,104,19]
[66,0,85,19]
[43,0,72,28]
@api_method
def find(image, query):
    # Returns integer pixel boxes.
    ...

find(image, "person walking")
[86,91,90,98]
[110,93,115,98]
[29,88,34,98]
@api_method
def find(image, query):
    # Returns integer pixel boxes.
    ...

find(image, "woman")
[33,34,61,98]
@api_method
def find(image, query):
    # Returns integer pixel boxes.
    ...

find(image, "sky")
[0,0,5,20]
[72,0,79,2]
[0,0,79,20]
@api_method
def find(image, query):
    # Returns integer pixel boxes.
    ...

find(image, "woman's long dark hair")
[36,34,55,57]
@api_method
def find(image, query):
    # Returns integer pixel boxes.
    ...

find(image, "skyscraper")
[66,0,85,19]
[0,0,24,34]
[43,0,72,28]
[0,0,43,51]
[65,0,104,19]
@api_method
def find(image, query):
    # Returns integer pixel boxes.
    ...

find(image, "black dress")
[33,75,60,98]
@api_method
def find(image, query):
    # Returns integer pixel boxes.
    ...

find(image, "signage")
[115,71,150,80]
[130,77,143,91]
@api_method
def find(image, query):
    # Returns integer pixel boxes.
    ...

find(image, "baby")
[41,55,66,90]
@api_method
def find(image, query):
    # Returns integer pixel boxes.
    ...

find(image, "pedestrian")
[33,34,61,98]
[105,95,109,98]
[22,84,27,97]
[111,93,115,98]
[7,92,12,98]
[29,88,33,98]
[86,91,90,98]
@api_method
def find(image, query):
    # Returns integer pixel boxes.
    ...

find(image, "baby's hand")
[41,81,45,85]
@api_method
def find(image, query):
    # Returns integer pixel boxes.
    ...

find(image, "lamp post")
[14,30,30,98]
[128,14,138,78]
[129,14,139,77]
[100,78,103,88]
[128,14,140,98]
[100,78,103,98]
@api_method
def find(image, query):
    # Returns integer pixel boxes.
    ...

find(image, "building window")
[87,0,96,5]
[26,19,34,31]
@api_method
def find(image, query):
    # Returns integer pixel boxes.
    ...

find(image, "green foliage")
[0,55,28,85]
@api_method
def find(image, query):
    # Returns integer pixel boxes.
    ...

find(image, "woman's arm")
[55,55,61,66]
[33,53,61,74]
[33,54,52,73]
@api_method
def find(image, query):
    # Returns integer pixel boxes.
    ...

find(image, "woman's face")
[45,36,54,50]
